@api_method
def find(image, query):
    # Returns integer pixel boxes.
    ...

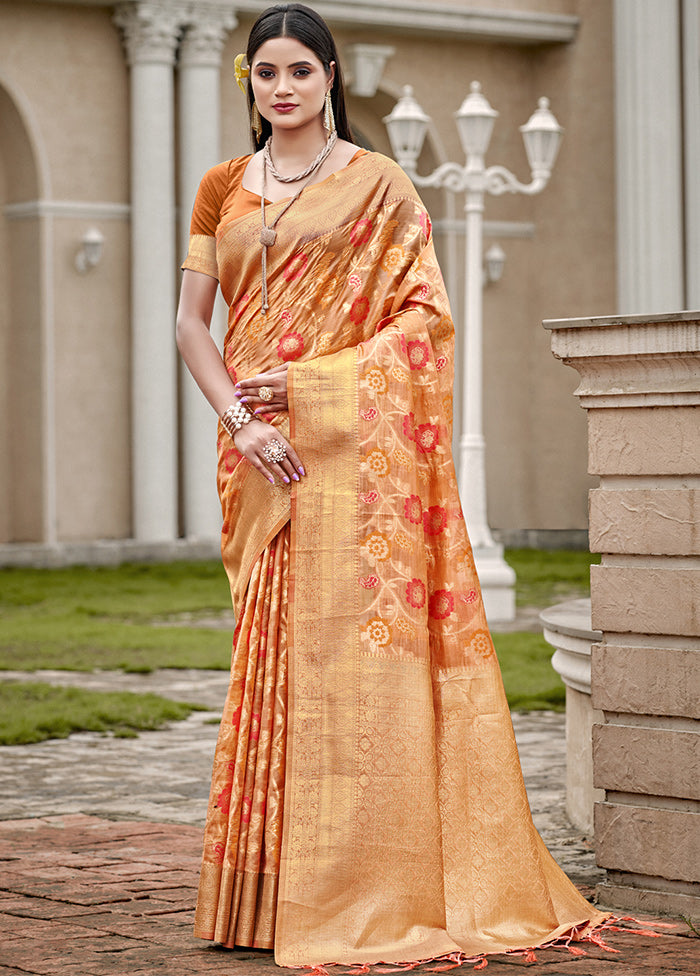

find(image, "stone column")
[115,1,184,541]
[545,310,700,920]
[178,5,236,540]
[613,0,684,313]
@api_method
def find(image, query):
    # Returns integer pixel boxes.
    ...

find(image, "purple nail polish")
[241,397,248,404]
[292,473,299,482]
[298,466,306,476]
[283,476,290,484]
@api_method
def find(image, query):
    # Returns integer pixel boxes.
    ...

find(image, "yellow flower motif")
[391,366,409,384]
[362,617,392,648]
[392,447,413,467]
[362,532,390,564]
[365,448,390,477]
[234,53,250,94]
[395,617,416,639]
[246,317,264,342]
[470,629,494,660]
[318,332,333,353]
[382,245,405,273]
[365,367,388,395]
[394,531,414,552]
[418,468,431,485]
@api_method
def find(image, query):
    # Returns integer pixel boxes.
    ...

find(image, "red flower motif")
[405,578,426,609]
[423,505,447,535]
[403,494,423,524]
[402,412,416,441]
[407,339,430,370]
[217,785,232,815]
[213,842,225,863]
[283,253,308,280]
[419,210,432,240]
[417,283,430,300]
[435,355,448,372]
[415,423,439,453]
[429,589,454,620]
[277,331,304,361]
[361,408,378,421]
[350,295,370,325]
[231,704,242,730]
[359,575,379,589]
[350,217,372,246]
[360,490,379,504]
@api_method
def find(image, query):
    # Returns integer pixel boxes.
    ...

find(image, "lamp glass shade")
[520,97,563,174]
[455,81,498,157]
[383,85,429,167]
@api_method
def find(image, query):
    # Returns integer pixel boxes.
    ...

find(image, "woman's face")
[250,36,334,137]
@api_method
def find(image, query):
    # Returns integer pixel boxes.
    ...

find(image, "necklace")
[263,131,337,183]
[259,131,337,314]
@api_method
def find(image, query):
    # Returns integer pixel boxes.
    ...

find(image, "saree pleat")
[194,524,289,949]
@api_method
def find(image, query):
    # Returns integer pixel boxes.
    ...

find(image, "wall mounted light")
[484,242,506,284]
[75,228,104,273]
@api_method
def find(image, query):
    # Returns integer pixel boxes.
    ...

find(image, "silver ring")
[259,386,274,403]
[262,440,287,464]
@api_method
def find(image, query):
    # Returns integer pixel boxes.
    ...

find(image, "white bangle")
[221,401,252,438]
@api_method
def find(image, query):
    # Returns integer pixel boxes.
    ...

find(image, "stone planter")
[541,598,604,834]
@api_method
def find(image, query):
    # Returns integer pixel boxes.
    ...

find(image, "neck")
[268,121,329,170]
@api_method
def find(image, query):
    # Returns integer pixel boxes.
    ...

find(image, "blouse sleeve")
[181,160,230,280]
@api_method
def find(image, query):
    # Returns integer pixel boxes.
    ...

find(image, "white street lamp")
[384,82,563,622]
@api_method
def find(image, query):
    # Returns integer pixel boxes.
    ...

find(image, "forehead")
[252,36,323,67]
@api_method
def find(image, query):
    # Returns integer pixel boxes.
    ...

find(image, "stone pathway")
[0,668,697,974]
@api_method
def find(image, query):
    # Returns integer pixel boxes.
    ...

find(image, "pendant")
[260,226,277,247]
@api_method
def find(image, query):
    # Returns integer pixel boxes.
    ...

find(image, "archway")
[0,82,44,542]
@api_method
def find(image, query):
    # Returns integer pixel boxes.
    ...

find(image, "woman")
[176,3,607,969]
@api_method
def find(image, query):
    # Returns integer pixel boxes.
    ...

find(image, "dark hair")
[245,3,353,151]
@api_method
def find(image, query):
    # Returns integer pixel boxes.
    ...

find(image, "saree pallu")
[187,152,606,967]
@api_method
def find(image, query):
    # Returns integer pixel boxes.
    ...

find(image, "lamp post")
[384,83,562,622]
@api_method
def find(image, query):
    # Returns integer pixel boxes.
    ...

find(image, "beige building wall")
[1,0,678,555]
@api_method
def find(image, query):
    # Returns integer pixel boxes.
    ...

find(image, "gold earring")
[251,102,263,139]
[323,90,335,134]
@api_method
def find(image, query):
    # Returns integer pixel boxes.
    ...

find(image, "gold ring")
[259,386,274,403]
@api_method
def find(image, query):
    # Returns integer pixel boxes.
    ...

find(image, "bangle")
[221,401,253,438]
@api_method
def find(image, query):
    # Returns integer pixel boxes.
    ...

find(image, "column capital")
[179,4,237,68]
[114,1,188,66]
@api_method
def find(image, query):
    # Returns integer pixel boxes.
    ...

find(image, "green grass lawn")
[0,549,599,739]
[0,681,206,745]
[0,561,233,673]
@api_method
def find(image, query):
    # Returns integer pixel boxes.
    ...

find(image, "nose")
[274,74,293,97]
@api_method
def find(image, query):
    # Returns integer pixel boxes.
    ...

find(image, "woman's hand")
[233,418,305,485]
[235,363,289,415]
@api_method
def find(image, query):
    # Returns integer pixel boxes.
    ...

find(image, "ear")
[327,60,336,90]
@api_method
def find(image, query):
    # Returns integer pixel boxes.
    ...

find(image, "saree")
[182,150,607,968]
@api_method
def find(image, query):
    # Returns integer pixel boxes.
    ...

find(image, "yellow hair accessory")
[234,53,250,94]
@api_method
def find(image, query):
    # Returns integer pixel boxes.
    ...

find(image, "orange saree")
[182,151,607,968]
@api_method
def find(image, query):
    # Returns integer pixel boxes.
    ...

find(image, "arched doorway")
[0,83,44,542]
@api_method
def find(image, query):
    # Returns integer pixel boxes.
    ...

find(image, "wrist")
[220,400,253,439]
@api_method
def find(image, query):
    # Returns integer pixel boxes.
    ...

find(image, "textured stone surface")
[591,644,700,718]
[590,565,700,636]
[593,725,700,800]
[595,803,700,884]
[588,407,700,475]
[0,814,695,975]
[589,488,700,555]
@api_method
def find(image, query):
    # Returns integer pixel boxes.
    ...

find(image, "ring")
[259,386,274,403]
[262,440,287,464]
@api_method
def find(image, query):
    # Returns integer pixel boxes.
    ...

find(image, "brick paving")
[0,668,697,974]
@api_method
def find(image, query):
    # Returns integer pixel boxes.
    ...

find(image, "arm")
[176,269,304,483]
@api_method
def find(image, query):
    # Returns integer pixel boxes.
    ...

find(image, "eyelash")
[257,68,311,79]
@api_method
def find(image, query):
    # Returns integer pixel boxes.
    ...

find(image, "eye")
[257,69,274,79]
[294,67,311,77]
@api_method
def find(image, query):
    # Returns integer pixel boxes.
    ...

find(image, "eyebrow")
[254,60,314,68]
